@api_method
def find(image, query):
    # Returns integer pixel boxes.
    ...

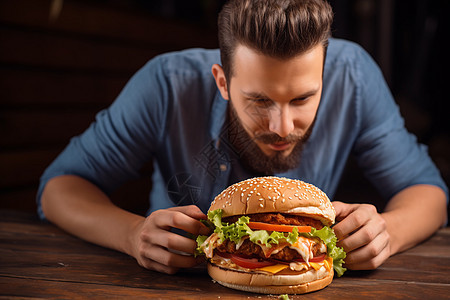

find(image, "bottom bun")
[207,263,333,294]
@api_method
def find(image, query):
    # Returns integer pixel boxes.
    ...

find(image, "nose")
[268,106,295,138]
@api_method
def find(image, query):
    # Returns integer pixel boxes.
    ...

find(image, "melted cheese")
[211,253,329,275]
[201,233,219,258]
[324,257,333,271]
[205,232,328,274]
[257,264,289,274]
[309,262,323,271]
[211,254,288,275]
[289,261,309,271]
[289,236,316,265]
[259,242,290,257]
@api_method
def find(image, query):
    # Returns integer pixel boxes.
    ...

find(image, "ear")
[211,64,229,100]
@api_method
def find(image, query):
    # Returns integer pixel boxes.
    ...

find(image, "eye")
[290,97,309,105]
[250,98,272,107]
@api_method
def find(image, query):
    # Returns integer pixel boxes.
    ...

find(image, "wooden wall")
[0,0,219,214]
[1,0,447,218]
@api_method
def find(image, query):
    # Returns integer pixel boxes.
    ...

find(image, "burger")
[196,176,346,294]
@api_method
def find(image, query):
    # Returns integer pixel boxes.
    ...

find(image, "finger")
[142,244,200,269]
[153,208,210,235]
[168,205,207,220]
[344,231,390,270]
[333,204,377,240]
[145,229,199,255]
[332,201,358,221]
[338,218,385,252]
[140,256,204,274]
[138,256,180,275]
[345,244,390,270]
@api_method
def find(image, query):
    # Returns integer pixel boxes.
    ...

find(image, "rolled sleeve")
[36,56,170,220]
[353,48,448,201]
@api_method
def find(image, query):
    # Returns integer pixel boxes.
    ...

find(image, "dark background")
[1,0,448,219]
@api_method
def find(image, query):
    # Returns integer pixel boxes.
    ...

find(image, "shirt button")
[220,164,227,172]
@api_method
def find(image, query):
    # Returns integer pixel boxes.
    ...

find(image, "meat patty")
[223,213,324,229]
[216,238,326,261]
[217,213,326,261]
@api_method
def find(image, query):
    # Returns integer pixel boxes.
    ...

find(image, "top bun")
[209,177,335,226]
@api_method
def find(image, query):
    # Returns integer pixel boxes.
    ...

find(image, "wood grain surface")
[1,210,449,299]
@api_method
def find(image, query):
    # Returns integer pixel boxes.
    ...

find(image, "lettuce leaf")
[196,235,208,247]
[219,215,251,244]
[208,209,224,229]
[205,209,252,243]
[196,209,346,276]
[304,227,347,277]
[203,209,299,247]
[249,227,299,247]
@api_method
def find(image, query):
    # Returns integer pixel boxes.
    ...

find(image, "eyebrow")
[241,88,320,101]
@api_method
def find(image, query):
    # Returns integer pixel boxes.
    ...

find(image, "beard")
[226,101,314,175]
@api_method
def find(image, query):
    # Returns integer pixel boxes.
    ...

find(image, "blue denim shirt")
[37,39,448,219]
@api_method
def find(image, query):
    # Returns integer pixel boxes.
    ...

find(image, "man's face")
[212,44,324,173]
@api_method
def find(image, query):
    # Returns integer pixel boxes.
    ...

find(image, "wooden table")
[1,210,449,299]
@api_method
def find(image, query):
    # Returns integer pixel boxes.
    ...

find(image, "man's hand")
[332,201,391,270]
[131,205,211,274]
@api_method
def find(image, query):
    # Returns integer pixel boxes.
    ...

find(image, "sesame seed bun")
[209,176,335,226]
[208,262,334,294]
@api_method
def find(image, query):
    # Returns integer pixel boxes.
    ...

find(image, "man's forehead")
[229,44,324,95]
[232,43,325,65]
[229,43,325,80]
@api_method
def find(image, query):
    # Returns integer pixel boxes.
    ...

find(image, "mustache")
[254,133,303,144]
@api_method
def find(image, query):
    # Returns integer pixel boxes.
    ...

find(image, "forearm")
[41,175,144,256]
[381,184,447,255]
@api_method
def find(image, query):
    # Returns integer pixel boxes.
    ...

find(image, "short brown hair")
[218,0,333,80]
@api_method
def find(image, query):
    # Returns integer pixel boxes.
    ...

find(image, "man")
[38,0,448,275]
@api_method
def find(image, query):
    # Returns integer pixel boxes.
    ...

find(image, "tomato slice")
[247,222,311,233]
[217,252,327,268]
[270,254,327,265]
[293,254,327,263]
[230,254,276,269]
[216,252,232,259]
